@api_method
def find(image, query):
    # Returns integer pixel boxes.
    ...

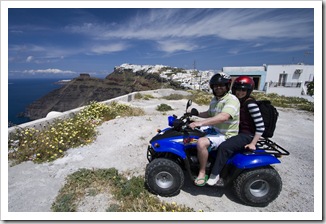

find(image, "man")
[189,72,240,186]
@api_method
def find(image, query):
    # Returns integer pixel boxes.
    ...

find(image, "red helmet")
[232,76,255,96]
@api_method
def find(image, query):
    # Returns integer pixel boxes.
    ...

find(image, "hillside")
[25,68,182,120]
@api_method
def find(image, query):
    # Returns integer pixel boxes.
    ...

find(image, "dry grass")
[51,168,195,212]
[8,101,145,165]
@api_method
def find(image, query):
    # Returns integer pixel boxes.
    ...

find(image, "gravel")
[6,91,319,220]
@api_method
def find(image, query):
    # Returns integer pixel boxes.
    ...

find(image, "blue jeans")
[210,133,252,176]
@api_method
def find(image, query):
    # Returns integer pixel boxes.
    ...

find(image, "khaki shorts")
[200,126,226,152]
[206,134,226,152]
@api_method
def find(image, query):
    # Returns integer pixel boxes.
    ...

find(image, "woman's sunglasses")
[235,88,248,92]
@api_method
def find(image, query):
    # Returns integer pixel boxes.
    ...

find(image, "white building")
[265,64,314,98]
[222,64,314,101]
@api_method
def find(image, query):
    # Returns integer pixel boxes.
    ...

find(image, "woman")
[206,76,265,186]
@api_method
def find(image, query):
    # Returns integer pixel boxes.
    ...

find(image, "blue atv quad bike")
[145,100,289,207]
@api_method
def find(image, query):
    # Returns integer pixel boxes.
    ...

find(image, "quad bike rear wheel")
[233,166,282,207]
[145,158,184,197]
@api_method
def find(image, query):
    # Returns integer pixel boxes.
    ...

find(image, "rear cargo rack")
[255,138,290,157]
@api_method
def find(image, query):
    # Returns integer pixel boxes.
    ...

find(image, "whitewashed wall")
[266,64,314,83]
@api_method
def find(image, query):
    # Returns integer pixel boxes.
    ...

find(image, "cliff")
[25,68,182,120]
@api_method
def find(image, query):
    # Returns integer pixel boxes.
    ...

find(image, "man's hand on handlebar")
[189,121,201,130]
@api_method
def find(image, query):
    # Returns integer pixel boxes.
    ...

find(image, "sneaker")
[206,174,219,186]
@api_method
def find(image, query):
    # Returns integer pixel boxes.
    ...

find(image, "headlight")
[168,115,176,127]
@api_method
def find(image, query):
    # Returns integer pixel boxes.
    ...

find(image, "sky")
[1,1,324,221]
[6,2,317,79]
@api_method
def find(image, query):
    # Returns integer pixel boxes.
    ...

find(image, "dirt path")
[6,94,319,220]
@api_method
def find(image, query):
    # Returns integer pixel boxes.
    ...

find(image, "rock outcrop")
[25,68,182,120]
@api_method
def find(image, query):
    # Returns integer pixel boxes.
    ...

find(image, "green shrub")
[51,168,195,212]
[307,81,314,96]
[143,94,155,100]
[134,92,143,99]
[176,90,313,112]
[252,92,314,112]
[8,102,144,164]
[187,90,211,105]
[134,93,155,100]
[162,94,186,100]
[156,103,173,111]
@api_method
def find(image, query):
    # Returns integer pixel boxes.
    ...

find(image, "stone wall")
[8,91,138,135]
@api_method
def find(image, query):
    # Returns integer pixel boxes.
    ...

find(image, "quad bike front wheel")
[145,158,184,197]
[233,166,282,207]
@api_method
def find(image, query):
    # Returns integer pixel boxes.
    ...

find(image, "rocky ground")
[6,90,319,221]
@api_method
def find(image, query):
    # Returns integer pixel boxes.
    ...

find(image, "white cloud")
[264,45,312,53]
[9,44,81,63]
[10,30,23,34]
[90,43,129,54]
[64,8,312,54]
[26,56,33,62]
[80,9,312,41]
[22,68,76,74]
[157,40,198,53]
[9,9,314,61]
[228,49,240,55]
[253,43,264,48]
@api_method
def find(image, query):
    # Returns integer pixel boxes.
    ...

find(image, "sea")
[8,78,66,127]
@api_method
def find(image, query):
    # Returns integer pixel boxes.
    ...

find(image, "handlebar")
[172,109,199,130]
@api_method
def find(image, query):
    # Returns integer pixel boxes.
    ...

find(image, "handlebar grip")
[190,108,199,116]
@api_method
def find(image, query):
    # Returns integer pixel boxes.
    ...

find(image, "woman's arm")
[245,133,261,150]
[244,102,265,150]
